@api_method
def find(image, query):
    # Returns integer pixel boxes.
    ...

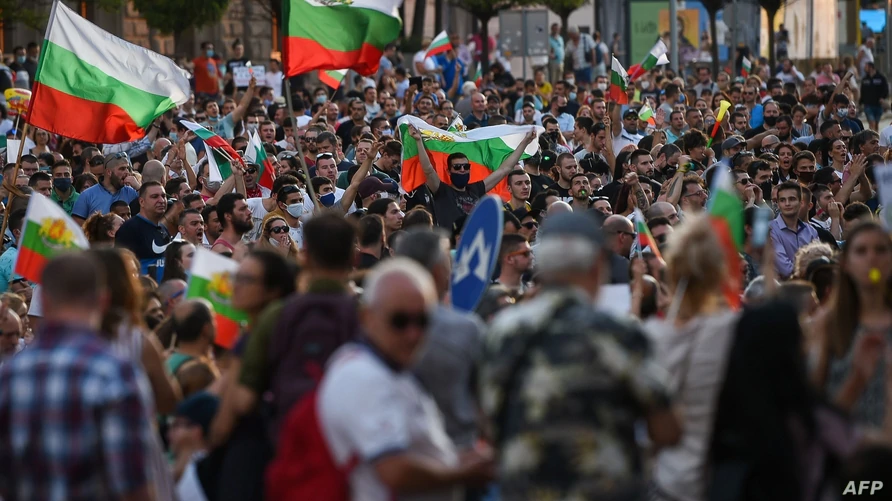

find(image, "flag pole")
[284,79,318,205]
[1,122,30,242]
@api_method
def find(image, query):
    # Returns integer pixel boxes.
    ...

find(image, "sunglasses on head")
[104,151,129,166]
[316,152,334,160]
[269,225,289,234]
[451,163,471,172]
[389,311,429,330]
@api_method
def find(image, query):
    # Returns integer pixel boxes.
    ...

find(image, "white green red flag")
[397,115,542,201]
[243,129,276,191]
[28,1,190,144]
[425,30,452,58]
[632,208,663,261]
[628,39,669,81]
[741,57,752,77]
[15,193,89,283]
[318,69,347,89]
[609,57,630,104]
[180,120,243,182]
[186,247,249,348]
[638,105,656,126]
[283,0,403,77]
[707,167,744,309]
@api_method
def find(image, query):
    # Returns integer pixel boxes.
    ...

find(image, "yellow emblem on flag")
[208,271,234,302]
[38,218,77,249]
[420,129,455,142]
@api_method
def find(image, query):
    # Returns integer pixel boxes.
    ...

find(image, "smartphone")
[409,76,423,89]
[752,207,771,249]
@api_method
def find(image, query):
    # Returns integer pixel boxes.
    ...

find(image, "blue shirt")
[200,113,237,139]
[769,214,819,278]
[436,55,465,94]
[0,246,20,293]
[71,183,138,220]
[550,35,565,64]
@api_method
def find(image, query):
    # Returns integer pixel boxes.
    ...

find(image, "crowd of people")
[1,22,892,501]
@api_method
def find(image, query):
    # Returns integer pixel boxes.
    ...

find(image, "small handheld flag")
[426,31,452,58]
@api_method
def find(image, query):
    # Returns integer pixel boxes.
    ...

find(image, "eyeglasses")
[684,189,708,197]
[521,221,538,229]
[451,163,471,172]
[104,152,129,166]
[389,311,429,331]
[305,137,316,142]
[615,230,636,237]
[269,226,289,234]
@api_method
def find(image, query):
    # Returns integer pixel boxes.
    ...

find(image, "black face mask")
[778,133,790,142]
[558,106,568,114]
[763,116,778,127]
[548,131,560,142]
[450,172,470,189]
[797,171,814,183]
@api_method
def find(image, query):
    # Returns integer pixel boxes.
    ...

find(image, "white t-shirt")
[413,50,438,73]
[879,124,892,148]
[266,70,284,98]
[319,343,459,501]
[246,197,270,243]
[613,130,644,152]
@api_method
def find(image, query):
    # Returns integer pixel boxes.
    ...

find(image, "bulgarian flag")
[187,247,249,349]
[639,105,656,126]
[283,0,403,77]
[632,208,663,261]
[741,56,752,77]
[708,167,744,309]
[243,129,276,191]
[318,69,347,89]
[426,30,452,58]
[398,115,542,202]
[180,120,243,182]
[28,1,190,144]
[609,57,630,104]
[628,39,669,81]
[15,193,89,283]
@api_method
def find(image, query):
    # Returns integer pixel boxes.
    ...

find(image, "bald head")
[761,135,779,149]
[142,160,166,184]
[172,298,214,344]
[603,215,634,256]
[646,201,678,223]
[153,138,172,159]
[158,279,187,314]
[603,214,634,233]
[548,201,573,215]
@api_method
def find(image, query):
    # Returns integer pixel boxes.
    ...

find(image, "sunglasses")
[521,221,539,229]
[737,178,752,185]
[389,311,429,330]
[89,156,106,166]
[245,167,258,175]
[269,226,289,234]
[451,163,471,172]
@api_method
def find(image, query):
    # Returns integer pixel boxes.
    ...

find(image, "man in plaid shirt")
[0,253,151,501]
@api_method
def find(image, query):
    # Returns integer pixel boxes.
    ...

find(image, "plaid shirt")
[0,322,149,501]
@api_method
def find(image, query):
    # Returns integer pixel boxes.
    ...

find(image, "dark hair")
[41,252,105,309]
[303,213,356,270]
[201,204,217,224]
[83,212,119,244]
[173,300,214,343]
[682,130,708,153]
[164,177,188,198]
[28,171,51,187]
[402,207,433,230]
[216,193,245,229]
[162,241,190,282]
[178,208,202,227]
[358,214,385,247]
[747,160,771,179]
[7,209,25,233]
[777,180,802,201]
[139,180,164,198]
[446,152,469,167]
[366,197,396,217]
[503,210,521,231]
[181,193,203,209]
[74,173,98,192]
[843,202,872,223]
[246,250,297,299]
[499,233,528,261]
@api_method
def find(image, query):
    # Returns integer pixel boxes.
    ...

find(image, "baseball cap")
[512,206,541,222]
[623,108,639,119]
[358,177,390,199]
[174,392,219,438]
[722,136,745,150]
[540,212,606,249]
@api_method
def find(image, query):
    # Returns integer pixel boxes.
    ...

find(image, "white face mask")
[566,78,575,86]
[268,237,281,247]
[596,83,607,91]
[640,81,650,90]
[285,202,304,218]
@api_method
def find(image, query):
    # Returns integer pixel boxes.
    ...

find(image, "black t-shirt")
[528,172,555,199]
[336,120,364,150]
[114,214,172,283]
[553,183,572,202]
[358,252,380,270]
[597,180,623,207]
[224,57,249,95]
[432,181,486,229]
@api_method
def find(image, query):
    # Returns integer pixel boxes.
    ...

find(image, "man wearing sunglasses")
[409,124,537,230]
[513,207,540,243]
[494,234,533,296]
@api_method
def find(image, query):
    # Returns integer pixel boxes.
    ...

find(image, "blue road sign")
[451,195,504,312]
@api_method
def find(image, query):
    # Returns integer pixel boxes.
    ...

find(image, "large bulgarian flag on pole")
[28,1,190,144]
[180,120,244,183]
[243,129,276,191]
[708,167,744,309]
[397,115,542,201]
[15,193,89,283]
[187,248,249,349]
[283,0,403,77]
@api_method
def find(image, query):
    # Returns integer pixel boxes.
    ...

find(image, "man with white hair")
[480,212,680,500]
[455,81,478,120]
[317,258,494,500]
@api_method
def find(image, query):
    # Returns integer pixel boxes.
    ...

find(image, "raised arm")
[483,129,537,192]
[338,141,379,214]
[408,124,441,194]
[230,76,257,124]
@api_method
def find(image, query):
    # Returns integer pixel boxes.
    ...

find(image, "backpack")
[265,389,358,501]
[266,292,359,443]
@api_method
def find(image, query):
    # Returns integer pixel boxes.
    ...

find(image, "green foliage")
[0,0,124,30]
[541,0,590,18]
[451,0,539,22]
[134,0,231,35]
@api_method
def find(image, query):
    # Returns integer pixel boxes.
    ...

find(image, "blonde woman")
[257,215,299,261]
[646,214,740,501]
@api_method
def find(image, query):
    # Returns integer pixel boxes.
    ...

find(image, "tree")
[760,0,784,70]
[133,0,230,48]
[701,0,724,77]
[452,0,536,73]
[542,0,589,39]
[0,0,123,30]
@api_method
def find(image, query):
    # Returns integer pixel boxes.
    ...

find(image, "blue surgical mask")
[15,56,25,64]
[381,128,393,136]
[569,92,577,101]
[319,192,336,207]
[678,93,686,103]
[263,99,273,107]
[316,95,327,104]
[169,132,178,142]
[836,108,848,119]
[206,50,215,58]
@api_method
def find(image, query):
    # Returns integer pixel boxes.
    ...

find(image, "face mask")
[52,178,72,192]
[548,131,560,142]
[798,171,814,183]
[15,56,25,64]
[640,81,650,90]
[836,108,848,119]
[381,128,393,136]
[206,180,222,193]
[569,92,577,101]
[263,99,273,107]
[268,237,281,247]
[450,172,470,189]
[596,83,608,91]
[566,78,575,86]
[285,202,303,218]
[558,106,568,114]
[247,124,258,134]
[206,50,214,58]
[678,93,686,103]
[319,192,336,207]
[763,116,777,126]
[316,95,327,103]
[169,132,178,142]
